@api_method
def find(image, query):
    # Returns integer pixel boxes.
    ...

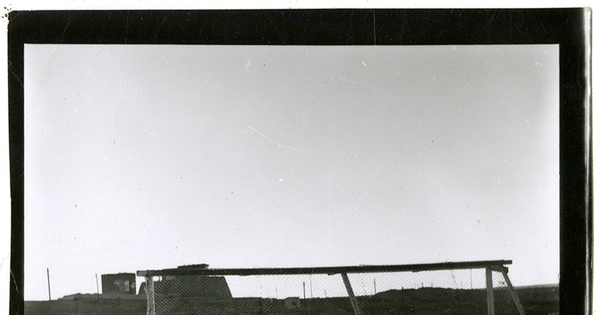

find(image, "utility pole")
[96,273,100,299]
[303,282,306,299]
[46,268,52,301]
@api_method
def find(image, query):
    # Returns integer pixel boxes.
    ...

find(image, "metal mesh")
[491,269,523,315]
[141,266,524,315]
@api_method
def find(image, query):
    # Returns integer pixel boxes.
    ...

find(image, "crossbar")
[137,260,511,277]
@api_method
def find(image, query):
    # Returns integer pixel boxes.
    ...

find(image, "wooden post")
[500,267,526,315]
[341,273,363,315]
[145,276,155,315]
[486,267,495,315]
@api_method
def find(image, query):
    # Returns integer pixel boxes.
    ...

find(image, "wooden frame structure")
[138,260,525,315]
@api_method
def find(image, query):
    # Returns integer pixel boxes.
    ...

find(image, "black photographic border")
[8,9,590,315]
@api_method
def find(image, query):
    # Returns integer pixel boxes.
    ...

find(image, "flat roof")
[137,260,512,277]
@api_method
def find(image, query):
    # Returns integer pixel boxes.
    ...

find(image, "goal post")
[137,260,526,315]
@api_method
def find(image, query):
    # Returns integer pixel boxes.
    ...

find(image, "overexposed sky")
[24,44,559,300]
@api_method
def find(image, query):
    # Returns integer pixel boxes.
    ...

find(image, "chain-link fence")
[138,260,525,315]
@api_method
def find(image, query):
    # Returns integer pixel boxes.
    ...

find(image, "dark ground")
[24,285,558,315]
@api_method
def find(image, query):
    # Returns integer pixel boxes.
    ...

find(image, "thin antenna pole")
[46,268,52,301]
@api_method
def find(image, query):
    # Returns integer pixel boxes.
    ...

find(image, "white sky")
[23,44,558,301]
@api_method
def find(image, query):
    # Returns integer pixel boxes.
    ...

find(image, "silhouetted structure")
[102,273,136,295]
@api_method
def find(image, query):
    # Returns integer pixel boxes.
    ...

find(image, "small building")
[102,273,136,295]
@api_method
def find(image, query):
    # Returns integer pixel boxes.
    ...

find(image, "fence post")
[500,266,526,315]
[145,276,155,315]
[341,273,363,315]
[486,267,495,315]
